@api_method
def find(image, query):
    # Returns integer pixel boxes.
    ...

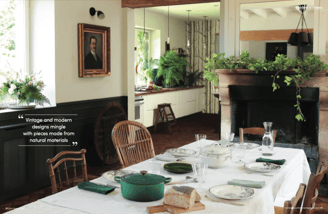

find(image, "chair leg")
[154,108,161,132]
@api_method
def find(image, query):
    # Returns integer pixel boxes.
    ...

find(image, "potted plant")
[157,50,189,88]
[0,71,50,108]
[204,50,328,121]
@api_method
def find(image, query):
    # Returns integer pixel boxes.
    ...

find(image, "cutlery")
[205,195,244,206]
[91,181,120,188]
[245,171,273,177]
[183,176,198,183]
[166,181,188,185]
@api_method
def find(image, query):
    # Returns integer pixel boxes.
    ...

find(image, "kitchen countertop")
[135,85,204,96]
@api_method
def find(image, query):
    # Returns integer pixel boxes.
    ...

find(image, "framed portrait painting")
[78,24,110,77]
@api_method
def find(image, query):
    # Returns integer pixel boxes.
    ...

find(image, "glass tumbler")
[148,159,161,174]
[195,134,207,150]
[192,163,208,183]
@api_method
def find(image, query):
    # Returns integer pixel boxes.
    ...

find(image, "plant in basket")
[0,71,50,107]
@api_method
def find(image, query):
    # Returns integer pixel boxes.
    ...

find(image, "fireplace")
[217,69,328,165]
[230,86,319,145]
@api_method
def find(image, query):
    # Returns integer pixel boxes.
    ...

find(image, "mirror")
[239,1,314,60]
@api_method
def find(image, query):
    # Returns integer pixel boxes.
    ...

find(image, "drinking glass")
[195,134,207,150]
[148,159,161,174]
[234,144,246,164]
[192,163,208,183]
[225,133,235,142]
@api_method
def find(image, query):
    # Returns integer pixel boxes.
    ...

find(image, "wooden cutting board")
[147,202,205,213]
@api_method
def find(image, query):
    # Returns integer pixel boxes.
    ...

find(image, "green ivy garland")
[204,50,328,121]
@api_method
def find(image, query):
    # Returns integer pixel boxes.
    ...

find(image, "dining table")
[7,140,311,214]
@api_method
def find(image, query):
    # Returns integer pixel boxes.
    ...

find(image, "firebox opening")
[230,86,319,145]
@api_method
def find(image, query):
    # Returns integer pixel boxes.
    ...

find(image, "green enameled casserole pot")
[114,170,172,202]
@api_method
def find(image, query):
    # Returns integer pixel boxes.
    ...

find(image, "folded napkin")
[228,179,265,188]
[154,154,179,162]
[256,157,286,165]
[78,181,115,195]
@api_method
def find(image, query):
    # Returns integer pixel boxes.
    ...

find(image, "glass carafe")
[262,122,274,156]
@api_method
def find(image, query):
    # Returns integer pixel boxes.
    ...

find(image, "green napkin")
[78,181,115,195]
[256,157,286,165]
[228,179,265,188]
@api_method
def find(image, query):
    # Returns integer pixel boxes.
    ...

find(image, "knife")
[165,181,188,186]
[205,195,244,206]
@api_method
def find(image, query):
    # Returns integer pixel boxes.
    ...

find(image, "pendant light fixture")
[288,4,312,46]
[167,6,170,44]
[203,16,207,49]
[187,10,191,47]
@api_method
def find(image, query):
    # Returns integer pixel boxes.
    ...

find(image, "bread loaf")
[163,186,197,208]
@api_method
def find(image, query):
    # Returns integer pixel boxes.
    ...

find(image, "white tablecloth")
[7,140,311,214]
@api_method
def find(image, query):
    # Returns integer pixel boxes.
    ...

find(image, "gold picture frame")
[78,24,110,77]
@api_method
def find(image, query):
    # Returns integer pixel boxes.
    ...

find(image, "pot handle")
[164,177,172,184]
[114,176,121,183]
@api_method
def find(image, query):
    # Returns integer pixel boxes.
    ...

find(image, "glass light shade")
[167,37,170,44]
[187,40,190,47]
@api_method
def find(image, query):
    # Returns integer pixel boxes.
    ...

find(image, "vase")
[7,99,36,109]
[262,122,274,156]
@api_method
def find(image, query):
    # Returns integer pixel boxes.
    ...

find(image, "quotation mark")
[18,114,24,119]
[72,142,78,146]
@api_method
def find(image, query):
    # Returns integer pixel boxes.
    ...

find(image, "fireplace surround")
[217,69,328,164]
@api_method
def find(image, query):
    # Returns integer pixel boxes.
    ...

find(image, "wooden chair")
[274,183,307,214]
[239,127,277,145]
[302,162,327,214]
[112,120,156,168]
[47,149,97,194]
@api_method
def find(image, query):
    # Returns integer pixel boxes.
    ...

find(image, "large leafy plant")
[204,50,328,121]
[157,50,189,87]
[0,71,50,106]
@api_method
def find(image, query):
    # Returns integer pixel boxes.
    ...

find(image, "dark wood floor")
[1,113,327,213]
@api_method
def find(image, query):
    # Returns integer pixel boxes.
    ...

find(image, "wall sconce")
[89,7,105,20]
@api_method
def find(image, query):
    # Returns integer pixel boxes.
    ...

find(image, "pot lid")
[118,170,169,185]
[201,143,231,155]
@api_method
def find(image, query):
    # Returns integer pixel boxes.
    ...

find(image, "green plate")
[163,162,193,174]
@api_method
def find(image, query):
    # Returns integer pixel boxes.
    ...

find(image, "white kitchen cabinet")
[138,87,203,128]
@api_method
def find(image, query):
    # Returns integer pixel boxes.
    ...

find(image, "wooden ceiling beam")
[122,0,221,9]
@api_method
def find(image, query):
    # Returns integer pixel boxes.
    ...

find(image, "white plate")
[231,143,260,150]
[243,143,260,150]
[209,185,255,200]
[8,104,36,109]
[244,162,281,173]
[101,170,137,181]
[165,148,196,157]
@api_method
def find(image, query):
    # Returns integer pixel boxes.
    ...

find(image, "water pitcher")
[262,122,274,156]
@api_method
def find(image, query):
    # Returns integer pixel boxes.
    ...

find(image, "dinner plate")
[164,148,196,157]
[244,162,281,173]
[231,143,260,150]
[243,143,260,150]
[209,185,255,200]
[101,170,137,181]
[163,162,193,174]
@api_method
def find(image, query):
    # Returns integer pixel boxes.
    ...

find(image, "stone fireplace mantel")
[216,69,328,164]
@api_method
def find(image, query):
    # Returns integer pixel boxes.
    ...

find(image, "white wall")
[30,0,56,106]
[54,0,126,104]
[240,10,314,31]
[134,8,186,58]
